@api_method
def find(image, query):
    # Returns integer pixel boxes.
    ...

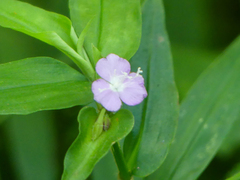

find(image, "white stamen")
[136,67,143,76]
[109,67,144,92]
[98,88,107,93]
[121,71,128,76]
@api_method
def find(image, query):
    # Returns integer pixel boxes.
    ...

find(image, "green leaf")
[69,0,141,60]
[0,57,92,115]
[148,36,240,180]
[92,44,103,68]
[62,107,134,180]
[76,19,93,57]
[226,172,240,180]
[0,0,77,49]
[218,118,240,158]
[123,0,179,177]
[92,151,118,180]
[0,0,95,80]
[4,111,58,180]
[226,163,240,180]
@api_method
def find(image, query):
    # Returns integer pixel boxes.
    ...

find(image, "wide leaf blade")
[62,107,134,180]
[69,0,141,60]
[0,0,77,53]
[149,36,240,180]
[123,0,179,177]
[0,57,92,115]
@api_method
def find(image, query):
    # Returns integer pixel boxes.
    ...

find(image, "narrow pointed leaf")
[62,107,134,180]
[77,19,93,57]
[92,44,102,67]
[0,57,92,115]
[69,0,141,60]
[149,36,240,180]
[123,0,178,177]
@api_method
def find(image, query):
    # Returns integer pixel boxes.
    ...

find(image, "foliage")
[0,0,239,180]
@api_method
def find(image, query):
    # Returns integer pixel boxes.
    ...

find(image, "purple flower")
[92,54,148,112]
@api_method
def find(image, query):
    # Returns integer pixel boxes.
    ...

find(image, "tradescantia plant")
[1,0,240,180]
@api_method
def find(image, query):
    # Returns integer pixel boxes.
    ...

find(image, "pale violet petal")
[95,58,113,82]
[92,79,110,98]
[96,54,131,82]
[128,73,145,85]
[92,79,122,111]
[100,90,122,112]
[119,81,147,106]
[106,54,131,75]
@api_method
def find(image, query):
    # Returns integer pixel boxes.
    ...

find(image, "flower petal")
[128,73,145,85]
[100,90,122,112]
[92,79,110,97]
[119,80,148,106]
[92,79,122,111]
[96,54,131,82]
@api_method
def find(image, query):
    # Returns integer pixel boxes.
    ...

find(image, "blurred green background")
[0,0,240,179]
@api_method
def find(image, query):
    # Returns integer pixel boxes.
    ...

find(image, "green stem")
[69,51,95,81]
[111,142,132,180]
[64,47,95,81]
[57,40,95,81]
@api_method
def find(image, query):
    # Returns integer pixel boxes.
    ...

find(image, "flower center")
[109,70,128,92]
[109,67,143,92]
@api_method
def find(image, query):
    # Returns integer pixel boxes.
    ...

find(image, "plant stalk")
[111,142,132,180]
